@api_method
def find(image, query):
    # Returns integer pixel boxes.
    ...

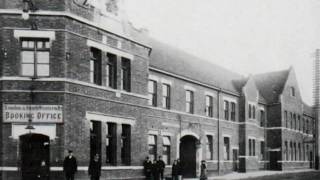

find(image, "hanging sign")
[3,104,63,123]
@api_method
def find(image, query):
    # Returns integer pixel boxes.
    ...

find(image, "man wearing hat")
[63,150,78,180]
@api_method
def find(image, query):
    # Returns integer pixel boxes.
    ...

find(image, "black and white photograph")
[0,0,320,179]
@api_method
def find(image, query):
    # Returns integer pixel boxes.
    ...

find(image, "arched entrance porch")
[180,135,198,178]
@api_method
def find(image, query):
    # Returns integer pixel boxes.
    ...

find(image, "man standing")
[143,156,152,179]
[88,154,101,180]
[157,156,165,180]
[63,150,78,180]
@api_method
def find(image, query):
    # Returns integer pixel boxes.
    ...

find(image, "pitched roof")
[149,38,243,94]
[253,69,290,104]
[303,102,314,117]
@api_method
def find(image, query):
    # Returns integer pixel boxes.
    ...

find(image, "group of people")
[143,156,208,180]
[63,150,101,180]
[143,156,166,180]
[62,150,207,180]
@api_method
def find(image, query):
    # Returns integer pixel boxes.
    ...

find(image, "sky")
[123,0,320,105]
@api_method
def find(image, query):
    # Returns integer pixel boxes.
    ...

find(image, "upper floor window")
[162,84,171,109]
[284,111,288,128]
[248,104,256,119]
[290,87,295,97]
[249,138,255,156]
[224,100,229,120]
[148,80,157,107]
[290,112,293,129]
[21,38,50,77]
[260,110,265,127]
[186,90,194,114]
[293,114,296,130]
[121,58,131,92]
[90,48,102,85]
[205,95,213,117]
[231,102,236,121]
[298,115,301,131]
[106,53,117,89]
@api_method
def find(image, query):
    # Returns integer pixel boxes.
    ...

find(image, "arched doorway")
[180,135,197,178]
[20,133,50,180]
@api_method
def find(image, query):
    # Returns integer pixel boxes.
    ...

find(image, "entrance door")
[20,133,50,180]
[232,149,238,171]
[269,151,279,170]
[309,151,313,168]
[180,135,197,178]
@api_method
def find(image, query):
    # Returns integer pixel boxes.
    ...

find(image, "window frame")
[205,95,213,117]
[106,53,117,89]
[148,80,157,107]
[185,90,194,114]
[20,38,51,77]
[121,57,131,92]
[162,83,171,109]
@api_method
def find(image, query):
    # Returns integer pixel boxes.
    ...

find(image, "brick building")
[0,0,316,180]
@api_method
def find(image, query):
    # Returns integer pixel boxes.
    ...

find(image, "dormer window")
[290,87,295,97]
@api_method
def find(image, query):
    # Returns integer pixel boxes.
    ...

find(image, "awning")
[163,136,171,146]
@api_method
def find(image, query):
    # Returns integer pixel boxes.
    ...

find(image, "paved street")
[183,169,320,180]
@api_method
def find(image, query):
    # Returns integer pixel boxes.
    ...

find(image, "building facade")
[0,0,317,180]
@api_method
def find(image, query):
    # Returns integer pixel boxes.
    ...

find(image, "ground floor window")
[249,138,255,156]
[106,122,117,165]
[162,136,171,164]
[206,135,213,160]
[148,135,157,161]
[121,124,131,165]
[260,141,265,160]
[224,137,230,160]
[90,121,102,160]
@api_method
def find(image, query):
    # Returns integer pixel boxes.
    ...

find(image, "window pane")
[21,51,34,63]
[28,41,34,48]
[37,64,49,76]
[37,41,43,49]
[22,41,28,48]
[148,81,155,93]
[22,64,34,76]
[37,51,49,63]
[45,42,50,48]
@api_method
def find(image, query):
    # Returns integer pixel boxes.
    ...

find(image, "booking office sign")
[3,104,63,123]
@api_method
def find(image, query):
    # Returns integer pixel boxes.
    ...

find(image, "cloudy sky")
[124,0,320,105]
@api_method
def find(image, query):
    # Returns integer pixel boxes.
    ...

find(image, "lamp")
[25,118,35,132]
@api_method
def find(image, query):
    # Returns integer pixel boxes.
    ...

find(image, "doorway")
[20,133,50,180]
[180,135,197,178]
[232,149,238,171]
[269,151,280,170]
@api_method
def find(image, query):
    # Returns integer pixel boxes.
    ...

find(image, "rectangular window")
[162,84,171,109]
[231,102,236,121]
[224,137,230,160]
[224,101,229,120]
[206,135,213,160]
[298,115,301,131]
[121,58,131,92]
[252,105,256,119]
[249,139,255,156]
[293,114,296,130]
[293,142,296,161]
[106,122,117,165]
[290,142,293,161]
[298,143,301,161]
[90,121,102,161]
[285,141,288,161]
[303,118,305,133]
[21,38,50,77]
[248,104,252,119]
[162,136,171,164]
[260,110,265,127]
[186,90,194,114]
[205,95,213,117]
[106,53,117,89]
[290,112,293,129]
[148,80,157,106]
[121,124,131,165]
[306,120,309,134]
[90,48,102,85]
[148,135,157,161]
[284,111,288,128]
[260,141,265,160]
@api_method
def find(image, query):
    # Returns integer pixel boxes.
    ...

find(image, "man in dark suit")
[157,156,165,180]
[88,154,101,180]
[143,156,153,179]
[63,150,78,180]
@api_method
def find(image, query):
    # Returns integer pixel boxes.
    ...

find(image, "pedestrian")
[152,159,159,180]
[37,160,49,180]
[143,156,153,180]
[63,150,78,180]
[172,160,179,180]
[88,154,101,180]
[200,160,207,180]
[176,159,182,180]
[157,156,165,180]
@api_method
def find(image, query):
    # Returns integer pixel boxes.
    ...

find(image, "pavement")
[183,169,318,180]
